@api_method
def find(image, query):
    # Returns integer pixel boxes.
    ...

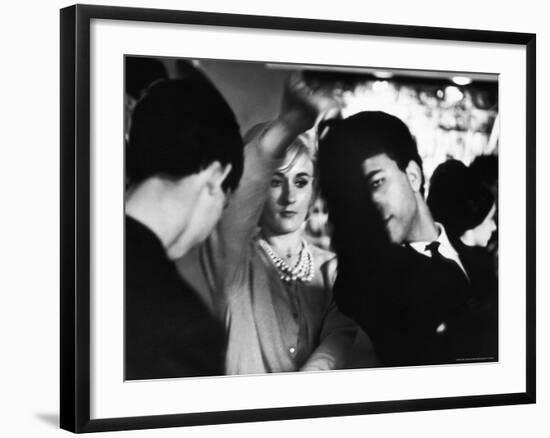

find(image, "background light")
[373,71,394,79]
[452,76,473,86]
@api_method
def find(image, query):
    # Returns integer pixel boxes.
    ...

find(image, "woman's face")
[465,204,497,247]
[260,152,315,236]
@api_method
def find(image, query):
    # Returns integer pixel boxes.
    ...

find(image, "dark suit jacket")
[125,216,225,380]
[334,235,498,367]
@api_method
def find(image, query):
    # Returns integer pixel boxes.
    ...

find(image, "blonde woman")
[177,75,357,374]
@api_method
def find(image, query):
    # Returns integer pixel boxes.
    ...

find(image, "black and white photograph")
[124,55,500,380]
[1,0,545,436]
[56,4,536,434]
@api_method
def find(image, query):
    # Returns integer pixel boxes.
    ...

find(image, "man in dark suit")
[317,111,498,367]
[124,78,244,379]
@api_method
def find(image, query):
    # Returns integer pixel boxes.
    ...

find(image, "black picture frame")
[60,4,536,433]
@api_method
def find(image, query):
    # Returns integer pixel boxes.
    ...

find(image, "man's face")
[196,185,229,244]
[167,163,232,260]
[361,153,419,244]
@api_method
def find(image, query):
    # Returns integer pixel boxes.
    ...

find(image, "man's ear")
[204,161,232,194]
[405,160,422,193]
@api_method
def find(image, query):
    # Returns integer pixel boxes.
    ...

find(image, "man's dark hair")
[317,111,423,272]
[125,56,168,101]
[318,111,424,200]
[127,79,244,192]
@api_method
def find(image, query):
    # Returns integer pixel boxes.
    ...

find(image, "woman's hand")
[254,72,342,160]
[279,72,343,136]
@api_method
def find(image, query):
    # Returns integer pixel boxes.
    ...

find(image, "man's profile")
[318,111,498,367]
[124,78,244,379]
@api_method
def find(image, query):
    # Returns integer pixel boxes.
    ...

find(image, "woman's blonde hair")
[278,132,317,175]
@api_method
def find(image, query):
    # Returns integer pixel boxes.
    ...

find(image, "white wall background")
[0,0,546,436]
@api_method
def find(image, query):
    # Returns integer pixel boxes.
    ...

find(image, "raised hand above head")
[279,72,343,136]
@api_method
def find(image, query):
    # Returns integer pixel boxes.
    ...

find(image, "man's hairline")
[361,152,421,174]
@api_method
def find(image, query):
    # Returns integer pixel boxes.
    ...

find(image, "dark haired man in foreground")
[318,111,498,367]
[124,79,244,379]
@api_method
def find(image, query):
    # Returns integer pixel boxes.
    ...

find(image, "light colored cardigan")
[176,139,357,375]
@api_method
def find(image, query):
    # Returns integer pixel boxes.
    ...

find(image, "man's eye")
[270,179,283,188]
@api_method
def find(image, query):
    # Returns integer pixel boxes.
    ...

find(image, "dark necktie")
[425,241,468,283]
[425,241,445,260]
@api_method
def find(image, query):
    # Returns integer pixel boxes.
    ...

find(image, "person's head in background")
[469,154,498,200]
[427,159,496,247]
[305,197,331,250]
[126,78,244,259]
[318,111,435,248]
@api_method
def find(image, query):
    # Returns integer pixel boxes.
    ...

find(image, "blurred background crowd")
[125,55,498,260]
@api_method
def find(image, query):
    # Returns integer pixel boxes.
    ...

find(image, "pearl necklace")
[258,238,315,283]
